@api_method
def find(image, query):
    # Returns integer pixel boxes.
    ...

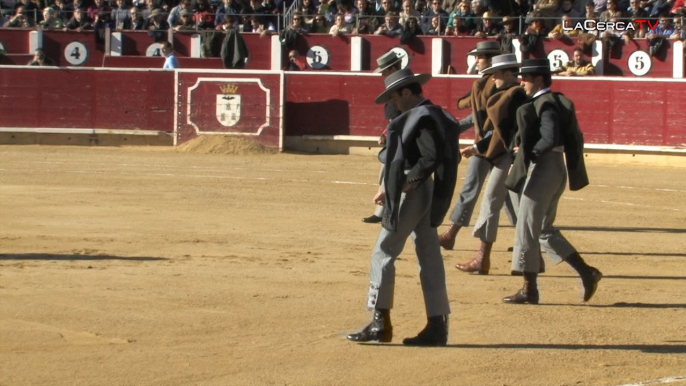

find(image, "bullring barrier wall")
[0,66,685,152]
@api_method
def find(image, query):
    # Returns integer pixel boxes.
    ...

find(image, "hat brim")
[467,48,506,56]
[374,73,431,104]
[480,62,520,75]
[373,56,403,73]
[517,66,551,75]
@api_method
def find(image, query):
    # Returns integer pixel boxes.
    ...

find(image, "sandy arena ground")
[1,141,685,386]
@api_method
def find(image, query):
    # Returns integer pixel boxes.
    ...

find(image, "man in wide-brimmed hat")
[502,58,601,305]
[453,53,528,276]
[346,68,461,347]
[438,40,519,255]
[362,51,406,224]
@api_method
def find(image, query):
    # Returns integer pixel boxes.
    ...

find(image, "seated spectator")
[145,8,169,29]
[248,15,275,35]
[112,0,130,29]
[300,0,318,23]
[530,0,560,30]
[548,14,579,38]
[287,11,310,33]
[584,0,598,20]
[443,0,459,12]
[64,8,93,30]
[174,8,196,29]
[399,0,420,24]
[337,0,359,24]
[93,8,115,30]
[626,0,648,16]
[6,5,33,27]
[40,6,64,28]
[646,13,680,55]
[215,0,241,28]
[16,0,39,25]
[375,10,403,35]
[444,13,473,35]
[422,14,443,34]
[126,7,146,29]
[329,12,353,35]
[415,0,427,13]
[447,0,475,31]
[473,11,501,37]
[215,13,239,30]
[310,13,329,32]
[87,0,109,21]
[380,0,397,14]
[599,0,623,21]
[193,0,215,29]
[167,0,190,28]
[422,0,448,31]
[53,0,74,24]
[400,15,421,41]
[557,0,581,22]
[27,48,55,66]
[353,0,380,34]
[497,16,519,53]
[556,47,595,75]
[285,50,307,70]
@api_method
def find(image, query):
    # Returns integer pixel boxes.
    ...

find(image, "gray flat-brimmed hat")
[518,58,551,75]
[148,8,164,18]
[374,68,431,104]
[466,41,506,56]
[373,50,404,73]
[480,53,519,75]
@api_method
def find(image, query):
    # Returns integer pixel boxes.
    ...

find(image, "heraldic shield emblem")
[216,94,242,127]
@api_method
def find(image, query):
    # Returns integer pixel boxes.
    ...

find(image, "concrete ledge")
[0,131,174,146]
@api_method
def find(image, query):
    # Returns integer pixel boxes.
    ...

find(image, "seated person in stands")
[64,8,93,30]
[337,0,358,24]
[557,0,581,22]
[422,0,449,32]
[167,0,190,28]
[444,14,473,35]
[400,15,422,41]
[646,13,680,55]
[112,0,131,29]
[353,0,380,34]
[447,0,475,31]
[93,8,115,30]
[556,47,595,75]
[548,14,579,38]
[215,0,241,28]
[126,7,146,29]
[375,11,403,35]
[6,5,34,27]
[310,13,329,32]
[248,15,276,35]
[175,8,196,29]
[193,0,215,29]
[400,0,421,25]
[472,11,501,37]
[145,8,169,29]
[215,13,239,30]
[15,0,40,25]
[287,11,310,33]
[27,48,55,66]
[422,15,444,34]
[497,16,520,53]
[626,0,648,17]
[329,12,353,35]
[599,0,623,21]
[53,0,75,24]
[300,0,318,23]
[87,0,109,21]
[40,7,64,29]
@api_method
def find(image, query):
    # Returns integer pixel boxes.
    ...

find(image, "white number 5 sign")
[627,51,651,76]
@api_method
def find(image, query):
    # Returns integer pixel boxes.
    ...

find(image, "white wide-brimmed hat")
[479,53,520,75]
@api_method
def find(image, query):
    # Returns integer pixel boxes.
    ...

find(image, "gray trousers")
[472,152,513,243]
[367,178,451,317]
[449,155,518,227]
[373,165,385,217]
[511,151,577,273]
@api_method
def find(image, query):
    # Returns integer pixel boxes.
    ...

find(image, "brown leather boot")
[455,241,492,275]
[438,223,461,250]
[503,272,539,304]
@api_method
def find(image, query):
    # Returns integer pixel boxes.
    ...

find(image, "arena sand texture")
[1,139,685,386]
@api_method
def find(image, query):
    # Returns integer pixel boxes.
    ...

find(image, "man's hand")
[373,190,386,205]
[461,145,478,158]
[378,134,386,146]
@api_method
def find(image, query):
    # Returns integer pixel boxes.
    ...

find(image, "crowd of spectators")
[1,0,683,39]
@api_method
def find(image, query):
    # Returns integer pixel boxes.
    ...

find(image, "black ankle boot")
[402,315,448,347]
[565,252,602,301]
[347,309,392,343]
[503,272,539,304]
